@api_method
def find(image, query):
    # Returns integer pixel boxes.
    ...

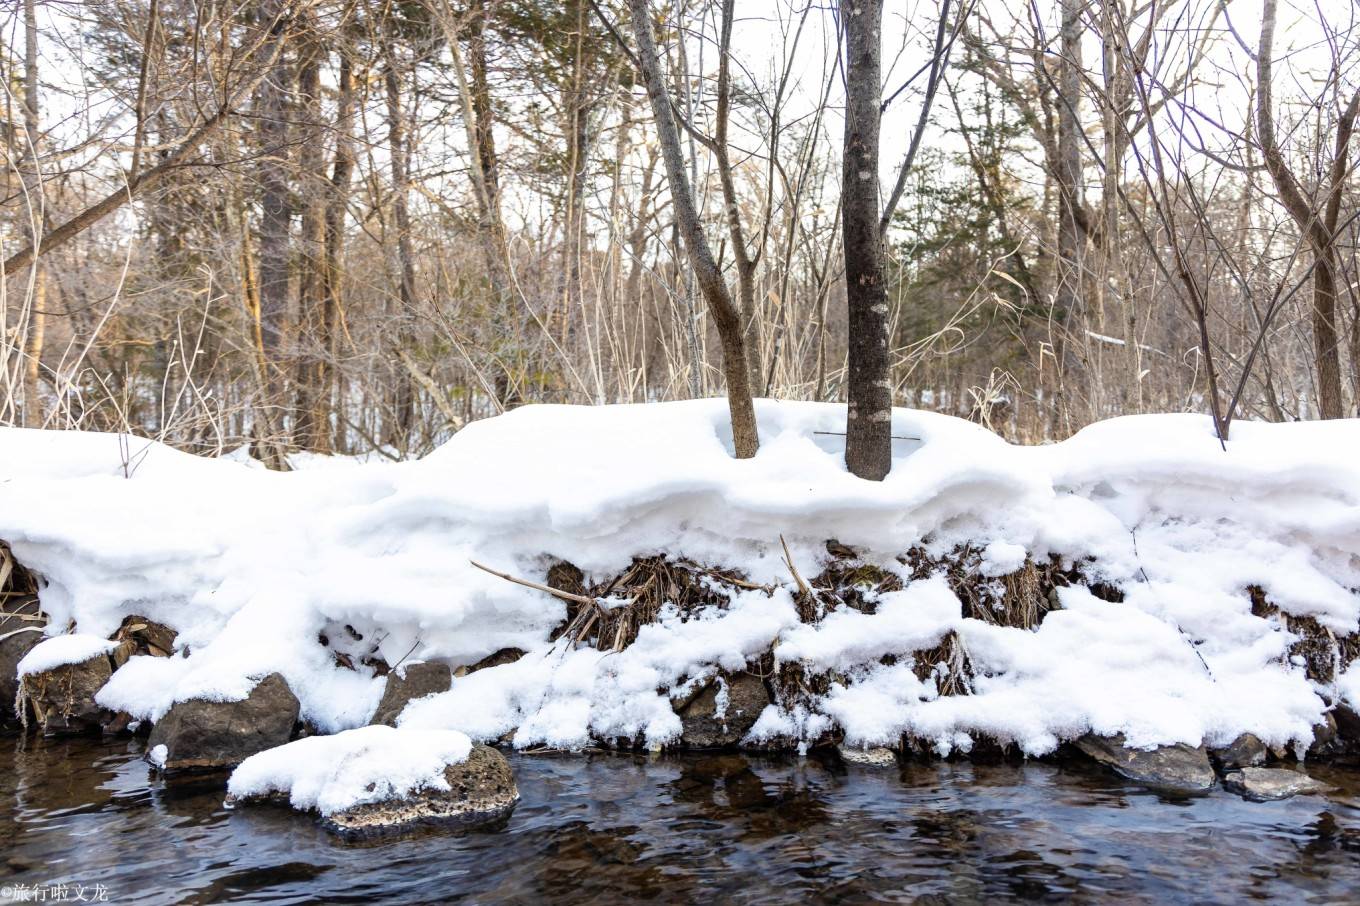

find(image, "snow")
[2,400,1358,755]
[16,634,117,677]
[226,725,473,816]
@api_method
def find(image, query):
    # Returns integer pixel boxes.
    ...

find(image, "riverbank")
[3,401,1359,822]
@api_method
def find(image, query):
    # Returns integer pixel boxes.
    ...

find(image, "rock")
[462,647,524,675]
[370,661,452,726]
[1222,767,1334,802]
[1075,734,1215,795]
[1307,713,1339,756]
[679,671,769,749]
[147,672,299,772]
[109,615,177,669]
[1211,733,1267,769]
[1,634,42,729]
[1334,704,1360,745]
[20,653,113,735]
[322,744,518,838]
[838,744,898,767]
[0,598,45,730]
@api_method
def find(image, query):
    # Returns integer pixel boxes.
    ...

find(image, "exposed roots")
[808,541,903,619]
[913,629,974,697]
[904,544,1064,630]
[548,555,763,651]
[1250,586,1360,689]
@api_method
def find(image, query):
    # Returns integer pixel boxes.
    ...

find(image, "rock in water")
[371,661,452,726]
[20,653,112,735]
[1211,733,1267,769]
[322,744,518,838]
[1,598,46,730]
[1223,767,1334,802]
[679,671,769,748]
[1075,734,1215,795]
[147,673,299,772]
[1,636,42,730]
[838,744,898,767]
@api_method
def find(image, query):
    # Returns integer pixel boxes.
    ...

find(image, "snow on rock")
[2,400,1359,755]
[226,725,473,816]
[17,634,117,677]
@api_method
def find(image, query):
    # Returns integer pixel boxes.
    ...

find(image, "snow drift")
[3,400,1358,755]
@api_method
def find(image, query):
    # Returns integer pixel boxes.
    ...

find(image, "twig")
[813,431,920,441]
[470,559,595,605]
[780,535,811,597]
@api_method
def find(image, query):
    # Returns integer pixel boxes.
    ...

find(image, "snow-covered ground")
[4,400,1358,756]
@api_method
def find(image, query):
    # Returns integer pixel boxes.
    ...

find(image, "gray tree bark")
[624,0,759,457]
[841,0,891,480]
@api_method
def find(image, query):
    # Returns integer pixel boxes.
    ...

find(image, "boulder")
[1075,734,1215,795]
[1308,712,1338,756]
[371,661,452,726]
[20,653,113,735]
[1334,704,1360,745]
[1210,733,1267,769]
[322,744,518,838]
[0,598,45,730]
[147,672,299,772]
[1223,767,1334,802]
[678,671,769,749]
[1,633,42,729]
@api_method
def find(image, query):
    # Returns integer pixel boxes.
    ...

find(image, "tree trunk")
[293,30,328,449]
[20,0,45,427]
[311,49,357,453]
[446,0,521,409]
[383,48,417,448]
[1054,0,1086,330]
[1256,0,1346,419]
[255,0,295,459]
[624,0,759,457]
[841,0,891,480]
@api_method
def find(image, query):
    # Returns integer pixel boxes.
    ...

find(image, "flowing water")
[3,735,1360,904]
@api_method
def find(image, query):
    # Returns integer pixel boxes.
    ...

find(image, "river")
[3,736,1358,904]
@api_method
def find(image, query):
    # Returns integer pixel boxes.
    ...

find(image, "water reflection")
[3,735,1358,904]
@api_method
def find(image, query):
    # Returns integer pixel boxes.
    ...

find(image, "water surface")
[3,736,1359,904]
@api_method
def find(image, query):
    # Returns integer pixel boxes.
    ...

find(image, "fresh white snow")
[1,400,1357,754]
[16,634,118,677]
[226,725,473,815]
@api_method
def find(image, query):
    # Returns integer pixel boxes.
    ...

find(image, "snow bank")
[2,401,1358,754]
[226,725,472,815]
[16,634,117,677]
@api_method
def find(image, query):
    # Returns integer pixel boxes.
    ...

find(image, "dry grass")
[546,555,765,652]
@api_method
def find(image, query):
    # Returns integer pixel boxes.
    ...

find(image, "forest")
[3,0,1357,472]
[5,3,1360,901]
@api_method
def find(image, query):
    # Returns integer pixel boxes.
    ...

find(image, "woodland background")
[2,0,1357,465]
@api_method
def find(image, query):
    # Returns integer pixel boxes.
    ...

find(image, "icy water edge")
[3,736,1359,904]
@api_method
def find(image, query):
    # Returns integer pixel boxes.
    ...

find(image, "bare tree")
[617,0,760,458]
[1257,0,1357,419]
[840,0,892,480]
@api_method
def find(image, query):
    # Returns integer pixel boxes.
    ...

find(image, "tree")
[618,0,759,458]
[19,0,45,426]
[1257,0,1357,419]
[840,0,892,480]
